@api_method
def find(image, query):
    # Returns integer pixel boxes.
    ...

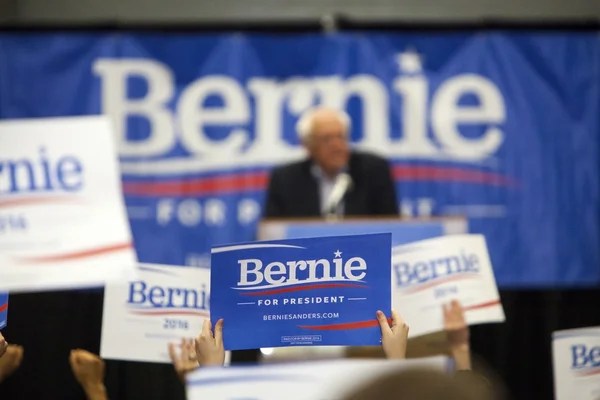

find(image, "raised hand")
[195,318,225,367]
[169,337,199,382]
[0,344,23,383]
[69,349,107,400]
[377,309,409,360]
[444,300,469,348]
[443,300,471,370]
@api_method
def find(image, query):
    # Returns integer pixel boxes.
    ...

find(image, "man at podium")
[231,107,399,364]
[264,107,398,219]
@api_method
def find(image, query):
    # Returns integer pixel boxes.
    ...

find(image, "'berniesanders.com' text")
[263,312,340,321]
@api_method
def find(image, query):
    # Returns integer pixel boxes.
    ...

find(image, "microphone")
[323,173,353,219]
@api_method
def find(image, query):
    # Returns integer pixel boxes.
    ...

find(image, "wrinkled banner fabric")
[0,32,598,287]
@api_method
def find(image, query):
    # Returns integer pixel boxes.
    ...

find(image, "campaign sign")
[0,292,7,329]
[187,356,450,400]
[100,263,210,363]
[0,116,137,292]
[210,233,392,350]
[393,234,505,341]
[553,327,600,400]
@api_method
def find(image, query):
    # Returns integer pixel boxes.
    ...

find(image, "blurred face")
[305,111,350,176]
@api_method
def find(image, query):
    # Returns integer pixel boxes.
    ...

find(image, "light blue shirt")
[311,164,348,216]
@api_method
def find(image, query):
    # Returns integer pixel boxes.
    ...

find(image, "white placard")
[100,263,210,363]
[0,116,137,292]
[393,234,505,339]
[553,327,600,400]
[187,356,451,400]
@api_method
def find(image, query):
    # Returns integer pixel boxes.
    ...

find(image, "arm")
[69,349,108,400]
[81,383,108,400]
[444,301,472,370]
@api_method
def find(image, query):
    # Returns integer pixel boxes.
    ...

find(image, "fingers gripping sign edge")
[214,319,224,344]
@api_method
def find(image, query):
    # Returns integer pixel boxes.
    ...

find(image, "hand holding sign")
[377,309,409,360]
[169,338,199,382]
[393,234,505,340]
[210,233,392,350]
[195,319,225,367]
[0,344,23,383]
[443,301,471,370]
[444,300,469,348]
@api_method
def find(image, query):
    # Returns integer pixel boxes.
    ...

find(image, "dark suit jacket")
[264,151,399,218]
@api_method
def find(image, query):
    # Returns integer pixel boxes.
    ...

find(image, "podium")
[256,216,468,363]
[258,216,467,245]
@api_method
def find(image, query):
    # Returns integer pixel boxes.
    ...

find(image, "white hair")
[295,107,351,142]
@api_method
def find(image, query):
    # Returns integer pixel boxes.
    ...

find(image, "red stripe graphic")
[16,242,133,263]
[0,196,81,209]
[298,300,500,331]
[298,318,392,331]
[130,310,209,317]
[462,299,501,311]
[0,303,7,313]
[393,166,515,187]
[577,368,600,377]
[401,274,480,295]
[240,283,368,296]
[123,172,268,196]
[122,166,516,197]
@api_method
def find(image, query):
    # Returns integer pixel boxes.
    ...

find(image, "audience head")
[342,368,494,400]
[296,107,351,175]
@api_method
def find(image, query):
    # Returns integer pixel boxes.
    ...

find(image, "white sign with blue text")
[0,292,7,329]
[553,327,600,400]
[100,263,210,363]
[392,234,505,339]
[0,116,137,292]
[210,233,392,350]
[187,356,451,400]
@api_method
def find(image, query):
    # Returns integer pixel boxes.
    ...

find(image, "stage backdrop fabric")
[0,32,597,287]
[0,32,599,400]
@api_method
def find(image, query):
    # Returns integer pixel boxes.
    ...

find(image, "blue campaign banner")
[0,292,8,329]
[0,32,598,288]
[210,233,392,350]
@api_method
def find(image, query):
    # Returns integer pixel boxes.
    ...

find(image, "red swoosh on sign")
[129,310,209,317]
[298,318,392,331]
[0,196,82,209]
[0,303,7,313]
[297,300,501,331]
[462,300,501,311]
[14,242,133,263]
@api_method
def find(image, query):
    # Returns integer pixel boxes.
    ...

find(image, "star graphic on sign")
[334,250,342,258]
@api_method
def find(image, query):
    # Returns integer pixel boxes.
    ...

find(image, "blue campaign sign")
[210,233,392,350]
[0,292,8,329]
[0,32,598,287]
